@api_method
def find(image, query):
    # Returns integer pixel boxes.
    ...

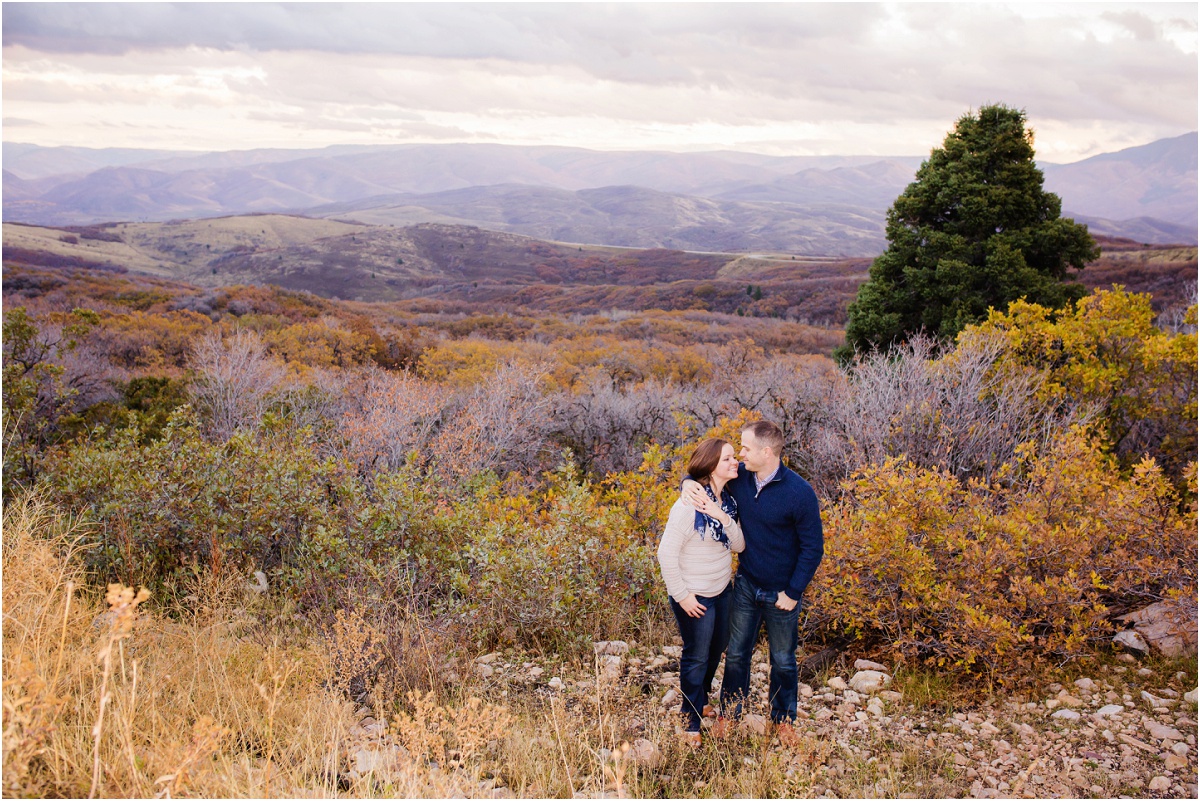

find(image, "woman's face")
[714,443,739,481]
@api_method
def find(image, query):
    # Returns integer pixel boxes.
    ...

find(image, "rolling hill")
[4,215,1193,327]
[4,137,1194,251]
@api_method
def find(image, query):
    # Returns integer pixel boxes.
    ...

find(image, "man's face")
[739,429,772,472]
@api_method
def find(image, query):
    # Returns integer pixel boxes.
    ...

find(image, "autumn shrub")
[91,308,214,369]
[188,327,287,440]
[549,373,692,476]
[2,306,100,493]
[450,463,665,652]
[337,365,448,475]
[825,332,1087,491]
[962,287,1198,478]
[261,317,379,369]
[38,410,370,598]
[430,361,556,481]
[810,428,1197,679]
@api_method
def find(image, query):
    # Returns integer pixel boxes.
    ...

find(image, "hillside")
[1042,133,1198,227]
[2,216,870,324]
[309,184,891,256]
[4,217,1195,330]
[4,137,1195,250]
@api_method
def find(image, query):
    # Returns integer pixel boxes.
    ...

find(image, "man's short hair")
[742,420,784,455]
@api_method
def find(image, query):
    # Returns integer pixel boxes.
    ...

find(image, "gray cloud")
[2,3,1194,158]
[2,116,43,128]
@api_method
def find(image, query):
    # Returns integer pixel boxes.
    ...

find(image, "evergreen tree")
[837,105,1098,363]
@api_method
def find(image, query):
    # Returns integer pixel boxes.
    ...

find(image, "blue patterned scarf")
[694,484,738,550]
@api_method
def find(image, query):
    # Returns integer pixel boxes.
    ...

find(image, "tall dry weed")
[1,495,356,798]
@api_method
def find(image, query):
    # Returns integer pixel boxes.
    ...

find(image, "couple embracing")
[656,420,824,748]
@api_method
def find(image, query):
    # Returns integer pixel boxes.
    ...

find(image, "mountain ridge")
[4,135,1195,250]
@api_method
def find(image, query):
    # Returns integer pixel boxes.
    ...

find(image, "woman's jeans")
[669,582,733,732]
[718,574,800,724]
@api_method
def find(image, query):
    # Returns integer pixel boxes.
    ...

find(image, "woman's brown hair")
[686,438,730,483]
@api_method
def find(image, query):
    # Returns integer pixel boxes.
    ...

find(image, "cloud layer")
[3,2,1196,160]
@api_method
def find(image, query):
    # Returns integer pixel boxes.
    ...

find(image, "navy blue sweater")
[724,462,824,602]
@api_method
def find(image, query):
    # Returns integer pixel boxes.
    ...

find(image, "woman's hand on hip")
[679,594,707,618]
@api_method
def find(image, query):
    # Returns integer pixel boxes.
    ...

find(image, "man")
[682,420,823,746]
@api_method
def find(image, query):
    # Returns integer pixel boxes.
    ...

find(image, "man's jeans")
[718,574,799,724]
[668,583,733,733]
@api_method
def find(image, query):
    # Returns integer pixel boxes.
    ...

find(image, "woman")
[656,437,745,747]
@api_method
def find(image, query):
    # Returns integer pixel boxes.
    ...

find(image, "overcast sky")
[2,2,1196,162]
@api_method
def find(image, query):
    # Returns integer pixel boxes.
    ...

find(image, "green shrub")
[452,463,665,652]
[39,409,369,597]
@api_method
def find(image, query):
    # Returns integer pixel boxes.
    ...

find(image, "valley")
[3,214,1195,331]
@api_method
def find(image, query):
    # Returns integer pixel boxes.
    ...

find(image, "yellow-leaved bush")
[959,287,1197,477]
[810,427,1197,678]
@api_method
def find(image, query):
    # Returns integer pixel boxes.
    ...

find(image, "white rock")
[799,683,813,698]
[1116,600,1199,658]
[594,640,630,657]
[854,658,889,672]
[1095,704,1125,717]
[867,700,885,717]
[1113,629,1149,653]
[477,664,494,678]
[1137,667,1154,678]
[1171,742,1190,756]
[248,570,269,594]
[742,714,769,736]
[661,645,682,658]
[1164,753,1189,771]
[661,688,678,706]
[1185,688,1198,705]
[1074,677,1095,692]
[476,652,501,664]
[529,666,544,679]
[1052,709,1081,721]
[548,677,563,691]
[599,654,623,680]
[1147,722,1184,741]
[879,690,904,702]
[843,689,862,704]
[1148,776,1172,791]
[627,738,660,768]
[850,670,892,694]
[827,676,849,691]
[1141,690,1177,708]
[351,746,401,780]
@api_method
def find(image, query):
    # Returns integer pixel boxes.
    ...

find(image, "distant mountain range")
[4,134,1196,255]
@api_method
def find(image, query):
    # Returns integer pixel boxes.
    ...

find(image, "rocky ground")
[341,643,1198,798]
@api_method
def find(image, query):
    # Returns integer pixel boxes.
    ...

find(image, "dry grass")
[4,495,879,798]
[1,495,356,797]
[12,496,1189,799]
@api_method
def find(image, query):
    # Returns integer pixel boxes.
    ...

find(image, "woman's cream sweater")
[656,498,745,603]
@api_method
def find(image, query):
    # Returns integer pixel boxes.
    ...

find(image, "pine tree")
[837,105,1098,363]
